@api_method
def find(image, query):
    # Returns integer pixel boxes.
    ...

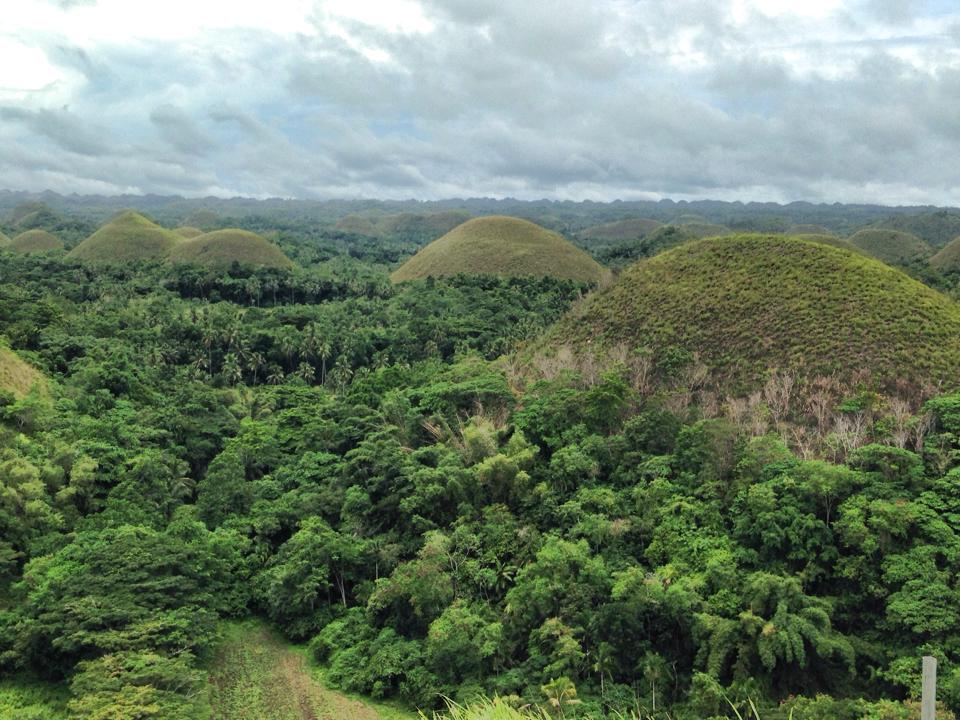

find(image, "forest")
[2,198,960,720]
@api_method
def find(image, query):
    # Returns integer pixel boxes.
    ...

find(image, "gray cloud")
[2,0,960,202]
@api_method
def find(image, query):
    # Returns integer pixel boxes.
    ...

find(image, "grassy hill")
[930,236,960,272]
[790,233,866,254]
[9,229,63,254]
[66,210,183,262]
[873,210,960,247]
[0,346,46,399]
[174,226,204,239]
[531,234,960,393]
[597,225,698,267]
[335,211,471,239]
[681,221,732,238]
[577,217,663,241]
[787,224,832,235]
[391,216,608,283]
[168,229,295,269]
[848,228,932,264]
[183,209,219,229]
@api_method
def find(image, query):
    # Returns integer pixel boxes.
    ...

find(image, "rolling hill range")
[335,210,470,239]
[680,221,732,238]
[577,217,663,241]
[0,346,46,399]
[929,236,960,272]
[848,228,932,264]
[873,210,960,247]
[66,211,183,262]
[787,224,832,235]
[530,234,960,393]
[168,229,294,269]
[9,230,63,254]
[391,215,608,283]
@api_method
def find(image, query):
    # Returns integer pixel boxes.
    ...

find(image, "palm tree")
[318,338,332,385]
[294,361,316,384]
[266,365,285,385]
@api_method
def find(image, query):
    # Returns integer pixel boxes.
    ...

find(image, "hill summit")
[168,229,294,269]
[391,216,608,283]
[67,211,183,262]
[531,234,960,393]
[9,230,63,254]
[848,228,932,264]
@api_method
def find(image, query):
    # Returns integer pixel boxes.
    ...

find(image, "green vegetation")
[577,218,663,241]
[789,233,867,254]
[873,210,960,247]
[848,228,933,264]
[9,229,63,254]
[532,234,960,393]
[169,229,295,269]
[929,236,960,272]
[786,224,832,235]
[0,231,10,248]
[0,345,46,398]
[174,226,205,239]
[595,225,698,268]
[210,620,413,720]
[679,221,732,238]
[336,211,471,241]
[66,210,184,262]
[0,676,69,719]
[392,216,608,283]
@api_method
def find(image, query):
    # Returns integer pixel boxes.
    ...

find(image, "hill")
[577,217,663,241]
[680,221,732,238]
[183,209,219,229]
[787,224,832,235]
[173,226,203,239]
[848,228,932,264]
[0,231,10,248]
[66,211,183,262]
[873,210,960,247]
[335,211,471,239]
[597,225,698,267]
[9,230,63,254]
[391,215,608,283]
[790,233,866,254]
[929,236,960,272]
[0,346,46,399]
[168,229,294,269]
[531,234,960,393]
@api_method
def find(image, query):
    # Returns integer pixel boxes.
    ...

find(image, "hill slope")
[532,234,960,392]
[874,210,960,247]
[168,229,294,269]
[680,221,732,238]
[9,230,63,254]
[391,216,608,283]
[0,347,46,399]
[335,211,470,239]
[849,228,932,263]
[578,217,663,241]
[930,236,960,272]
[0,231,10,247]
[67,211,183,262]
[173,226,204,239]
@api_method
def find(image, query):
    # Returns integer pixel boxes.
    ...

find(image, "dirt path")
[209,622,391,720]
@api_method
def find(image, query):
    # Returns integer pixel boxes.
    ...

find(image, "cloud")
[1,0,959,202]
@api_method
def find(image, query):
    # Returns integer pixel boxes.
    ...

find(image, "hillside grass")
[0,676,69,720]
[578,217,663,241]
[873,210,960,247]
[391,216,608,283]
[848,228,932,264]
[0,347,46,399]
[169,229,295,269]
[679,221,732,238]
[66,210,183,262]
[929,235,960,271]
[9,229,63,254]
[531,234,960,393]
[209,620,414,720]
[174,226,205,239]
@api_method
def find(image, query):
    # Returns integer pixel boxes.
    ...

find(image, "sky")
[1,0,959,204]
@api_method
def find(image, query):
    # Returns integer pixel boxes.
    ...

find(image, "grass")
[679,222,732,239]
[578,218,663,241]
[848,228,932,264]
[0,346,46,399]
[530,233,960,393]
[168,229,295,269]
[789,233,866,255]
[174,226,205,239]
[0,675,70,720]
[929,235,960,271]
[66,210,184,262]
[209,620,414,720]
[873,210,960,247]
[391,216,609,283]
[8,229,63,254]
[786,224,831,235]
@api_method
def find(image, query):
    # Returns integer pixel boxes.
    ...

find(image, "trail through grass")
[209,620,414,720]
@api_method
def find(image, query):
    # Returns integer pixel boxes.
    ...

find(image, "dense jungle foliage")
[2,205,960,719]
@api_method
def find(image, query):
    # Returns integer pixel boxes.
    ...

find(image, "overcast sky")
[1,0,958,203]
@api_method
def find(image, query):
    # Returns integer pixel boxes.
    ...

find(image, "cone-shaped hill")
[9,230,63,254]
[790,233,866,255]
[849,228,932,264]
[67,211,183,262]
[174,226,204,239]
[530,234,960,393]
[874,211,960,247]
[168,229,294,269]
[681,221,732,238]
[578,218,663,241]
[391,216,608,283]
[0,346,46,399]
[930,236,960,272]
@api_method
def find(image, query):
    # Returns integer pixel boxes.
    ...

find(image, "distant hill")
[577,218,663,241]
[0,346,46,399]
[168,229,294,269]
[9,230,63,254]
[788,233,866,254]
[929,236,960,272]
[530,234,960,393]
[335,211,471,239]
[680,221,733,238]
[391,216,608,283]
[7,201,60,230]
[787,224,832,235]
[67,211,183,262]
[873,210,960,247]
[183,209,219,230]
[174,226,204,239]
[597,225,698,267]
[848,228,933,264]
